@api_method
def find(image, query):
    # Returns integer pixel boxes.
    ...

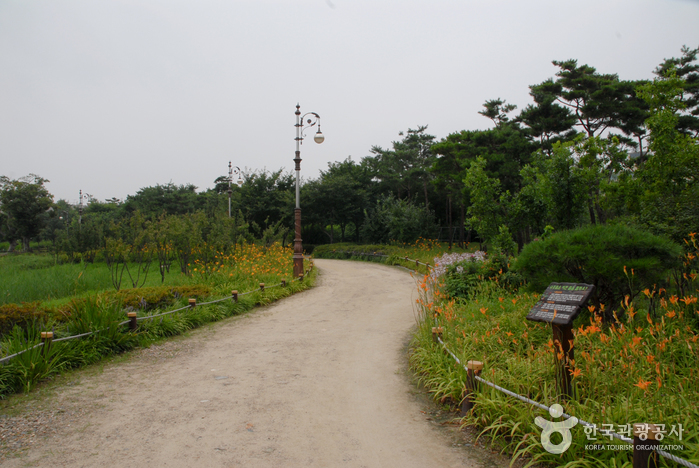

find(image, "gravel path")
[1,259,507,467]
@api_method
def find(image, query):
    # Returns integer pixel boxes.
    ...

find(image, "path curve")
[3,259,493,468]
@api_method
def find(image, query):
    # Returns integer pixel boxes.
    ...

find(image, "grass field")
[0,255,189,306]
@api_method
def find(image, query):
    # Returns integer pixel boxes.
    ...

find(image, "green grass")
[0,254,189,306]
[410,279,698,467]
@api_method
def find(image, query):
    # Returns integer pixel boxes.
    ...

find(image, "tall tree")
[479,98,517,128]
[462,156,508,248]
[655,45,699,136]
[122,183,202,216]
[304,158,372,243]
[430,138,467,247]
[0,174,54,251]
[519,142,588,231]
[517,90,577,152]
[238,169,294,238]
[431,123,534,246]
[532,59,629,138]
[369,126,436,205]
[632,71,699,242]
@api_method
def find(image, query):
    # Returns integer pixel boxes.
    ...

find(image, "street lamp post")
[293,103,324,278]
[78,190,83,227]
[227,162,242,218]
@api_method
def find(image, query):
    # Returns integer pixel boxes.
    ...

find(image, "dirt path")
[2,259,505,467]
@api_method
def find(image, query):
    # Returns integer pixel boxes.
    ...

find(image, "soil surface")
[1,259,511,467]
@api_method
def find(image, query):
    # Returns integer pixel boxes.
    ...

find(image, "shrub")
[491,224,518,257]
[513,224,681,319]
[438,250,522,299]
[0,302,49,336]
[0,285,213,338]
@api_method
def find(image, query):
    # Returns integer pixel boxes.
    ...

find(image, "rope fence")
[325,249,697,468]
[0,263,314,366]
[436,335,698,468]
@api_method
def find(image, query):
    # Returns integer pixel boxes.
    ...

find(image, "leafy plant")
[513,224,681,319]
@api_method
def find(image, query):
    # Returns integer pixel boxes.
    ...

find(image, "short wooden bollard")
[281,279,286,287]
[633,424,659,468]
[188,298,196,308]
[416,259,420,268]
[232,290,238,302]
[40,331,53,355]
[299,273,304,281]
[259,283,265,291]
[431,326,443,343]
[127,312,138,331]
[461,360,484,416]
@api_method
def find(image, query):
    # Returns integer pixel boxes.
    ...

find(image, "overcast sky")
[1,0,698,204]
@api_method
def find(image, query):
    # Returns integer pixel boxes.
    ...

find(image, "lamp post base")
[293,208,303,278]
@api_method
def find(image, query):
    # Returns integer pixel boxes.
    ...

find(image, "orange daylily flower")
[634,379,652,390]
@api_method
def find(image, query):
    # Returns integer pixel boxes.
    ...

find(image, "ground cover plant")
[0,242,314,398]
[409,238,699,467]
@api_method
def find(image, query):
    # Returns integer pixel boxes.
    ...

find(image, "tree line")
[1,46,698,256]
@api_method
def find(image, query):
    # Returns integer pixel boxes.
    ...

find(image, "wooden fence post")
[299,273,304,281]
[188,298,196,308]
[260,283,265,291]
[461,360,484,416]
[633,423,659,468]
[127,312,138,331]
[431,326,443,343]
[232,290,238,302]
[40,332,53,355]
[281,279,286,287]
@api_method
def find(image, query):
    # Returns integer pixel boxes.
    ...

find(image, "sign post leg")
[552,323,575,400]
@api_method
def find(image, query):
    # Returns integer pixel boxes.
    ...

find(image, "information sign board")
[525,282,595,326]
